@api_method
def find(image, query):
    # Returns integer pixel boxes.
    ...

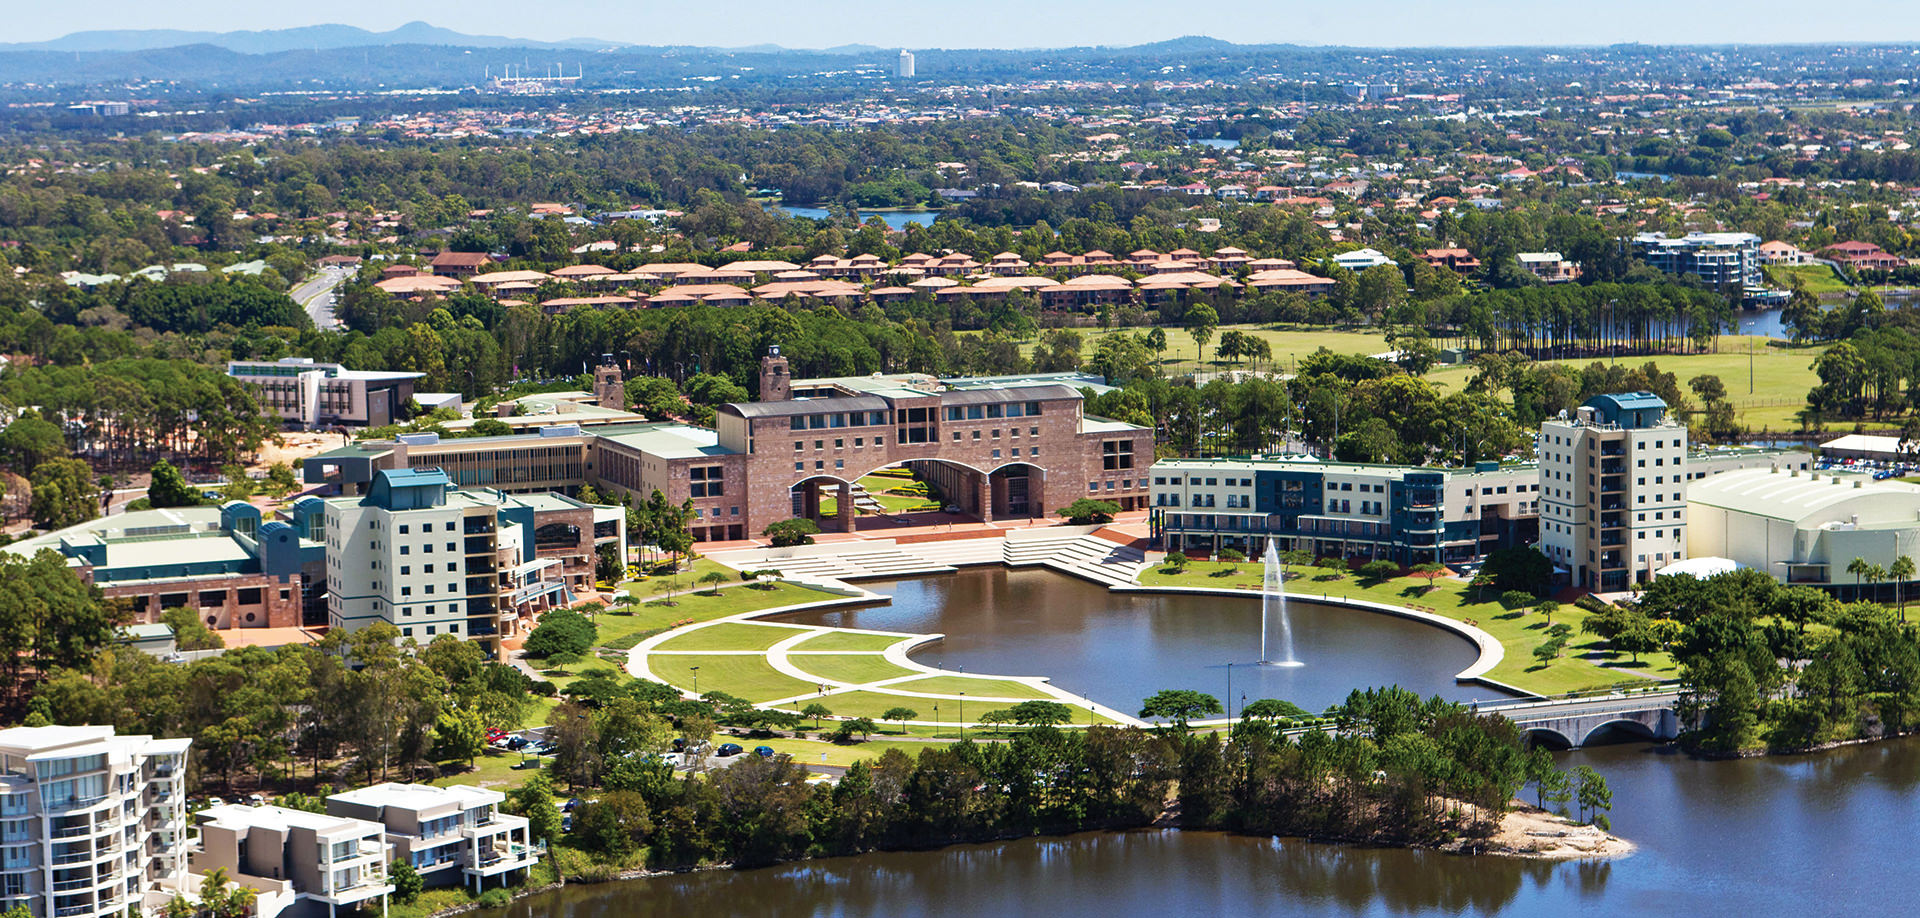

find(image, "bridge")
[1474,689,1684,749]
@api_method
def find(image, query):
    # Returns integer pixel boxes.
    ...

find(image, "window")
[399,525,409,534]
[691,466,724,498]
[1103,440,1134,470]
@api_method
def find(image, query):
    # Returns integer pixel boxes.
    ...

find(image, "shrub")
[1056,498,1121,525]
[1357,559,1399,582]
[764,518,821,547]
[477,889,512,908]
[1500,590,1536,610]
[1575,594,1612,614]
[1218,548,1246,563]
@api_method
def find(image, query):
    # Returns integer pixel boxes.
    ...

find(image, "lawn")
[1763,264,1851,295]
[1137,562,1677,696]
[651,621,813,652]
[785,653,920,685]
[882,675,1056,699]
[1423,334,1825,432]
[748,734,942,767]
[790,630,907,652]
[1045,324,1393,377]
[821,474,942,517]
[594,581,832,650]
[647,654,820,702]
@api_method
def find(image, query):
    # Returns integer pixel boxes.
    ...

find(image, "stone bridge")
[1477,690,1683,749]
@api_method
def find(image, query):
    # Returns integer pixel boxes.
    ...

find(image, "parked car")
[506,736,530,750]
[716,743,744,757]
[753,746,775,758]
[564,797,582,812]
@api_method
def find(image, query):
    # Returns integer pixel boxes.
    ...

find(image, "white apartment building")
[0,725,190,918]
[325,784,537,892]
[1540,393,1691,590]
[325,468,621,653]
[896,50,915,79]
[190,805,392,918]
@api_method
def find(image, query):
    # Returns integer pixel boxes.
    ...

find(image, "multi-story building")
[1516,251,1579,283]
[324,784,537,892]
[1152,402,1810,575]
[896,50,915,79]
[1539,392,1691,590]
[323,468,625,653]
[305,355,1154,543]
[4,502,320,631]
[1151,457,1540,564]
[1630,232,1762,289]
[0,725,190,918]
[227,358,439,430]
[190,805,391,918]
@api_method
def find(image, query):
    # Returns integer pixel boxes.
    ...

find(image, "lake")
[775,206,937,230]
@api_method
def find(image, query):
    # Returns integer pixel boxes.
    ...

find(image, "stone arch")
[1578,717,1659,747]
[793,458,994,531]
[1522,727,1574,750]
[987,461,1048,521]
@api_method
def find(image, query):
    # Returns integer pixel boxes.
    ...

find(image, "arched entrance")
[790,458,993,532]
[988,462,1047,522]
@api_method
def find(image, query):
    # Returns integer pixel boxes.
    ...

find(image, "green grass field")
[594,581,831,650]
[1047,324,1393,377]
[789,631,906,652]
[650,622,812,652]
[1764,264,1851,295]
[1137,563,1676,696]
[786,653,921,685]
[782,689,1116,724]
[820,474,942,517]
[1421,334,1825,432]
[883,675,1056,699]
[648,654,819,702]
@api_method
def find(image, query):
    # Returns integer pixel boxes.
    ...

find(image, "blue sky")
[16,0,1920,48]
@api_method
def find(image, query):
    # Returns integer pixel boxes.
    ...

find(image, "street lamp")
[1226,662,1233,723]
[958,692,965,737]
[690,665,700,697]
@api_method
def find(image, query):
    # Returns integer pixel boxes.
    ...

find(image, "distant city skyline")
[12,0,1920,50]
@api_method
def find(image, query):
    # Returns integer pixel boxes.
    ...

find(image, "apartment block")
[324,784,536,892]
[1630,231,1762,289]
[1540,392,1692,590]
[0,725,191,918]
[324,469,625,652]
[190,805,391,918]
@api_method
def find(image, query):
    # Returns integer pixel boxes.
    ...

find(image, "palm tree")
[1893,556,1916,622]
[1848,557,1873,601]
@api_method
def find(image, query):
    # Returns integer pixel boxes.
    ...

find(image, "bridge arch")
[1578,717,1660,747]
[1522,727,1574,750]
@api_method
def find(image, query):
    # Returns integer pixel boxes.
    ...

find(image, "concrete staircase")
[1004,530,1150,588]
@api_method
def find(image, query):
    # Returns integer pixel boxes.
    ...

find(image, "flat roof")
[593,423,734,459]
[723,394,894,419]
[4,506,227,559]
[329,782,502,811]
[200,804,380,836]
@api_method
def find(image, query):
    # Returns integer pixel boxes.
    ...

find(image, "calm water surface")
[775,206,936,230]
[776,567,1506,713]
[501,739,1920,917]
[500,569,1920,916]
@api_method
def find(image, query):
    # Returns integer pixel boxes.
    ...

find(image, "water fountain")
[1260,542,1303,667]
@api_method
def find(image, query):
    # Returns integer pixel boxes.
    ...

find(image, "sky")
[15,0,1920,49]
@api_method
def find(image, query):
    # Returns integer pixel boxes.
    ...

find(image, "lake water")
[775,206,937,230]
[775,567,1508,715]
[1192,138,1241,151]
[498,736,1920,918]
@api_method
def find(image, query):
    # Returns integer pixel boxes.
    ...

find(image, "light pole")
[690,665,700,697]
[1226,663,1233,723]
[958,692,965,737]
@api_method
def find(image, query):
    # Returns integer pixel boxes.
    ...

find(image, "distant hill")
[0,21,630,54]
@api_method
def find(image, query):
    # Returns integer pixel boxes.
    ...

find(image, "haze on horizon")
[16,0,1920,50]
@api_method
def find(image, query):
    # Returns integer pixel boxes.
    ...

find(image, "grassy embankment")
[1136,561,1677,696]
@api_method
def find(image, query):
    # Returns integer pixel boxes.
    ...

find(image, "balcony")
[464,537,494,555]
[1600,534,1625,547]
[1600,461,1625,475]
[1599,476,1625,493]
[49,823,96,840]
[463,519,496,535]
[1600,443,1625,457]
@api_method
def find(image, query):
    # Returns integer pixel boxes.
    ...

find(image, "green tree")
[1572,764,1613,825]
[1357,559,1399,583]
[1139,689,1222,730]
[764,518,821,547]
[523,608,598,659]
[431,707,487,766]
[146,459,199,508]
[1008,699,1075,726]
[0,415,67,471]
[1892,555,1916,622]
[879,706,919,734]
[800,702,832,727]
[1186,303,1219,366]
[388,860,423,904]
[1056,498,1121,524]
[30,457,100,529]
[504,770,563,844]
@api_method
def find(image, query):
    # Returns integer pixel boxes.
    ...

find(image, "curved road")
[293,265,352,329]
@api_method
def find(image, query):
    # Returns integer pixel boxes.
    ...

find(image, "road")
[293,265,352,330]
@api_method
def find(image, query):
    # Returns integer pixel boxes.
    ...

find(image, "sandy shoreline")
[1470,803,1635,859]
